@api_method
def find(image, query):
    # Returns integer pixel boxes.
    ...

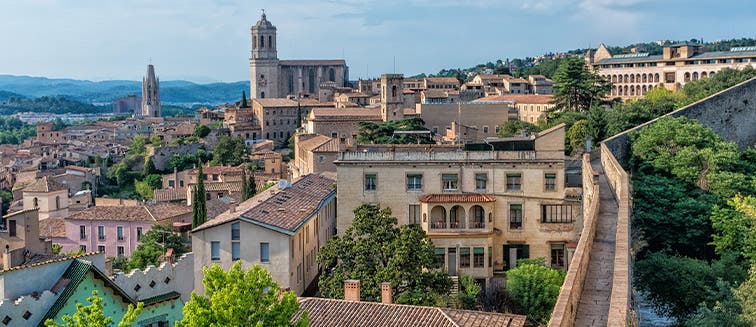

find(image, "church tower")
[141,64,161,118]
[250,11,280,99]
[380,74,404,121]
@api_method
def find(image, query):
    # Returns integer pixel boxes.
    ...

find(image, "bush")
[506,263,565,325]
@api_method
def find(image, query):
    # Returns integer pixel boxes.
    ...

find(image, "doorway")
[447,247,457,275]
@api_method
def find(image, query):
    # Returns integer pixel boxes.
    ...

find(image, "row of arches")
[611,84,656,97]
[430,205,487,229]
[684,71,716,82]
[604,73,660,84]
[252,35,274,50]
[286,68,337,95]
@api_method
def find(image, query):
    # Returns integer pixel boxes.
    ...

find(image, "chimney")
[381,282,392,304]
[230,202,237,213]
[344,279,360,302]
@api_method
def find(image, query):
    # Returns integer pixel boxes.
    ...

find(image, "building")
[22,176,69,220]
[141,64,161,118]
[587,42,756,99]
[249,12,348,99]
[473,94,556,124]
[416,102,517,141]
[334,125,580,285]
[292,134,340,179]
[0,208,55,270]
[192,173,336,296]
[112,95,141,115]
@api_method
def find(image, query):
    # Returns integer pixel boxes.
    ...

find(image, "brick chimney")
[381,282,392,304]
[344,279,360,302]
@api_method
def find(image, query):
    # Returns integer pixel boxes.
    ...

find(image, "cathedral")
[249,12,349,99]
[141,64,161,118]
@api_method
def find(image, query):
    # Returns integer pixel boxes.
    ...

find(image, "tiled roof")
[298,135,339,153]
[193,174,336,234]
[154,188,187,201]
[475,94,554,105]
[594,49,756,64]
[425,77,460,84]
[423,89,452,98]
[65,206,155,222]
[145,202,192,222]
[65,165,91,173]
[477,74,511,81]
[24,176,68,193]
[202,181,242,192]
[190,165,242,175]
[40,218,66,238]
[280,59,346,66]
[310,108,382,121]
[252,98,298,107]
[419,194,496,203]
[294,298,526,327]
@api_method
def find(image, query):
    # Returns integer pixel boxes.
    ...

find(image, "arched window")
[618,86,623,96]
[55,196,60,209]
[710,71,716,77]
[261,91,265,99]
[266,132,270,139]
[308,69,316,94]
[624,74,629,83]
[642,85,647,95]
[701,71,708,78]
[684,72,691,82]
[391,85,397,97]
[612,85,617,96]
[328,68,335,82]
[260,35,264,48]
[630,85,635,96]
[692,72,699,80]
[469,206,485,228]
[450,205,465,228]
[642,74,647,82]
[630,74,635,83]
[33,197,38,207]
[268,35,272,49]
[618,75,623,83]
[430,206,446,229]
[612,75,617,83]
[636,74,641,82]
[624,85,629,95]
[654,73,660,83]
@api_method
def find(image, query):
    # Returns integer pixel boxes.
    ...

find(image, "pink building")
[41,203,191,258]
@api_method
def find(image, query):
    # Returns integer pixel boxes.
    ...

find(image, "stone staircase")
[448,276,460,308]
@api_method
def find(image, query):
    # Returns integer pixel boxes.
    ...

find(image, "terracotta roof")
[298,135,336,153]
[279,59,346,66]
[65,165,91,173]
[24,176,68,193]
[423,89,452,98]
[477,74,511,81]
[294,298,526,327]
[144,202,192,222]
[65,206,155,222]
[154,188,187,201]
[310,108,382,121]
[201,181,242,192]
[419,194,496,203]
[425,77,460,84]
[193,174,336,234]
[252,98,298,108]
[475,94,554,105]
[190,165,242,175]
[40,218,66,238]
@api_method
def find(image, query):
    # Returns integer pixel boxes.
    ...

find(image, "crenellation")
[111,252,194,302]
[0,290,60,326]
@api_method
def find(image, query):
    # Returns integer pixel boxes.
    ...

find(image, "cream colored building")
[192,173,336,296]
[473,95,556,124]
[416,102,517,141]
[292,134,340,179]
[587,43,756,99]
[334,125,579,285]
[22,176,69,220]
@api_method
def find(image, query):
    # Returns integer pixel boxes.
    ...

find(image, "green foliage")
[211,135,247,166]
[133,180,153,200]
[735,268,756,325]
[496,120,541,138]
[241,169,255,201]
[240,91,249,108]
[111,257,129,272]
[176,261,308,327]
[128,136,148,156]
[585,106,607,142]
[141,158,157,176]
[193,125,211,138]
[565,119,588,155]
[457,276,481,310]
[0,116,36,144]
[44,290,143,327]
[517,257,547,266]
[634,252,746,322]
[710,195,756,264]
[317,204,451,305]
[0,189,12,215]
[682,67,756,102]
[106,156,143,187]
[191,165,207,229]
[551,56,611,112]
[357,118,433,145]
[505,263,565,325]
[1,96,106,115]
[168,151,211,172]
[148,135,164,147]
[127,224,188,270]
[52,243,62,255]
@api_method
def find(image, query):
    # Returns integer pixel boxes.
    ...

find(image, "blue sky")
[0,0,754,82]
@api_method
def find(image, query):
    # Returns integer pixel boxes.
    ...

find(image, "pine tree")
[192,165,207,229]
[241,91,248,108]
[241,168,251,201]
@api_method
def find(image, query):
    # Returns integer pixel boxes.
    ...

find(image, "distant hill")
[0,90,25,102]
[0,75,249,106]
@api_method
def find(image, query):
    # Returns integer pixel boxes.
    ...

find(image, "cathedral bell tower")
[250,10,280,99]
[380,74,404,121]
[141,64,161,118]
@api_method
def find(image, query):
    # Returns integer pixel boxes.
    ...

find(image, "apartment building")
[192,173,336,295]
[334,125,579,285]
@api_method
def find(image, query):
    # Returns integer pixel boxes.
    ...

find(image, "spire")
[141,64,161,118]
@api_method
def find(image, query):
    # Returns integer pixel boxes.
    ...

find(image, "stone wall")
[151,144,203,171]
[549,153,600,327]
[111,252,194,303]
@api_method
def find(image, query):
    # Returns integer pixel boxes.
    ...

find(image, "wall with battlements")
[111,252,194,302]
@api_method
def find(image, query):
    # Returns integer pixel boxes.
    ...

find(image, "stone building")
[334,125,580,285]
[22,176,69,220]
[141,64,161,118]
[587,43,756,99]
[291,134,340,179]
[249,12,348,99]
[416,102,518,141]
[192,173,337,296]
[474,94,555,124]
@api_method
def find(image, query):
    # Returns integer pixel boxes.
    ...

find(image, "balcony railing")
[469,221,485,229]
[430,221,447,229]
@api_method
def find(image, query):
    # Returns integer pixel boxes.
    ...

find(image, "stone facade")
[417,102,517,141]
[141,64,161,118]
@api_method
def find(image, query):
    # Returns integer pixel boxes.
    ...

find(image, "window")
[408,204,421,224]
[117,226,124,241]
[297,264,302,283]
[483,126,489,134]
[168,180,175,187]
[136,227,143,241]
[232,242,240,261]
[212,174,219,181]
[460,247,471,268]
[435,248,445,265]
[260,243,270,263]
[79,245,86,252]
[475,173,487,190]
[290,239,295,258]
[8,220,16,237]
[406,174,423,191]
[509,204,523,229]
[211,241,220,260]
[470,206,485,228]
[80,226,86,240]
[545,173,557,191]
[506,173,521,191]
[473,247,485,268]
[488,246,493,268]
[231,222,240,240]
[98,245,105,253]
[551,244,565,269]
[97,226,105,241]
[364,174,377,191]
[206,193,211,200]
[442,174,458,191]
[117,246,125,258]
[541,204,573,223]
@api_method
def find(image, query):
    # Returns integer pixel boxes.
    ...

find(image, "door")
[509,248,518,270]
[447,248,457,276]
[503,244,529,270]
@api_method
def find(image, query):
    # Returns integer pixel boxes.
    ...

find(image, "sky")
[0,0,754,83]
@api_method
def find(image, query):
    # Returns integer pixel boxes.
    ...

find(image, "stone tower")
[141,64,161,118]
[380,74,404,121]
[250,11,280,99]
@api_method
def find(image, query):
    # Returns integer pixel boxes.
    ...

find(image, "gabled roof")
[419,194,496,203]
[24,176,68,193]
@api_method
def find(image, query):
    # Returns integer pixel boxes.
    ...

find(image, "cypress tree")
[249,171,256,196]
[296,101,302,127]
[241,91,248,108]
[241,168,251,201]
[192,164,207,228]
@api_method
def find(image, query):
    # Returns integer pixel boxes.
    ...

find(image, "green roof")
[141,291,181,306]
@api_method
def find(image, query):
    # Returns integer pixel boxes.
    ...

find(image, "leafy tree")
[505,262,565,325]
[241,169,256,201]
[357,118,433,145]
[44,290,143,327]
[128,224,188,270]
[295,102,302,128]
[496,120,541,138]
[0,189,12,215]
[149,135,164,147]
[317,204,451,305]
[551,56,611,112]
[585,106,606,142]
[192,165,207,229]
[565,119,588,155]
[212,135,246,166]
[682,67,756,102]
[735,267,756,325]
[710,195,756,263]
[685,280,749,327]
[141,158,157,177]
[193,125,211,138]
[457,276,481,310]
[128,136,148,156]
[143,174,163,190]
[134,180,153,200]
[176,261,308,327]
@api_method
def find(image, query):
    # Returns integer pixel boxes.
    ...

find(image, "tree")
[565,119,588,155]
[192,165,207,229]
[176,261,308,327]
[505,262,565,325]
[44,290,143,327]
[193,125,211,138]
[128,136,148,156]
[128,224,188,270]
[585,106,606,142]
[295,102,302,128]
[212,135,246,166]
[496,120,541,138]
[134,180,154,200]
[735,267,756,325]
[248,170,257,198]
[356,118,433,145]
[551,56,611,112]
[141,158,157,177]
[317,204,451,305]
[710,195,756,263]
[240,90,249,108]
[457,276,481,310]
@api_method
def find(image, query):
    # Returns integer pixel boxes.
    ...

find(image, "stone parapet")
[111,252,194,303]
[0,290,59,326]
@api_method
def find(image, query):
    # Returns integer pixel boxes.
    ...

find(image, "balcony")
[420,194,495,236]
